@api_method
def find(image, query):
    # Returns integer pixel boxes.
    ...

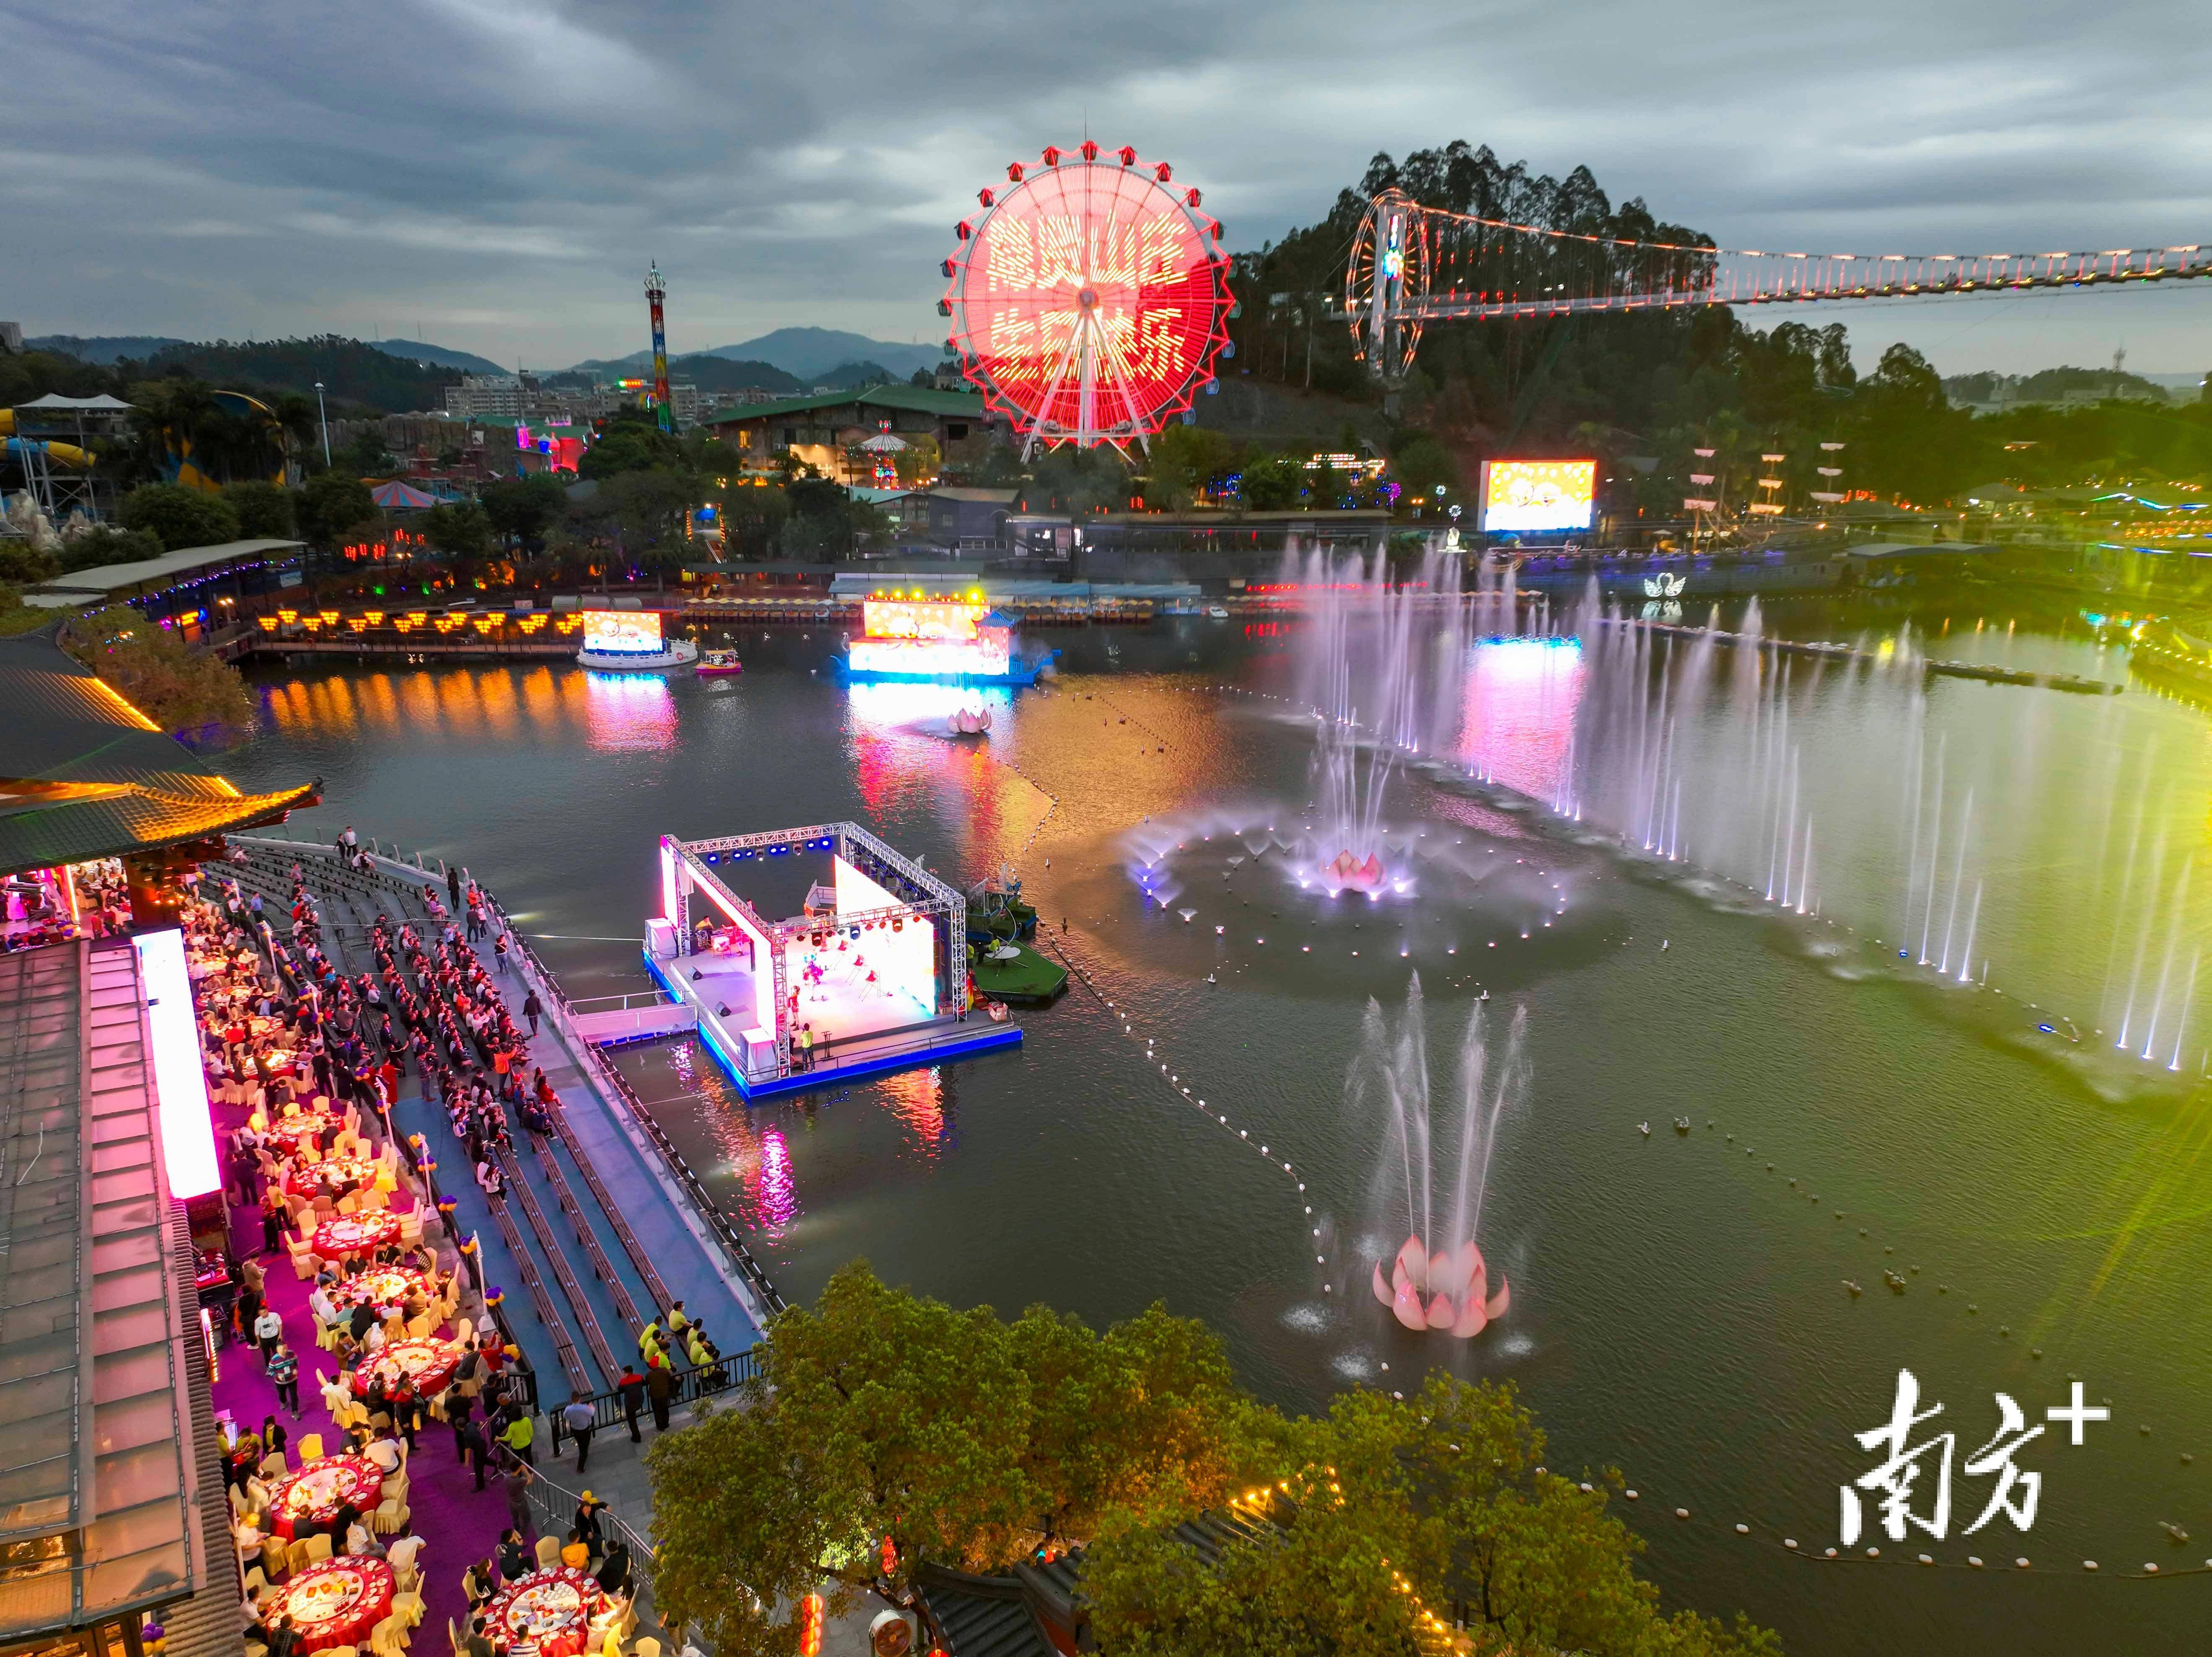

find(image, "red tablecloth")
[286,1157,378,1198]
[265,1112,337,1152]
[266,1455,387,1543]
[335,1265,428,1312]
[312,1213,401,1261]
[275,1557,396,1653]
[482,1567,604,1657]
[354,1337,462,1399]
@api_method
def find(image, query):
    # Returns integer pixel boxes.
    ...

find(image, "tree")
[580,409,687,479]
[892,435,941,488]
[1238,455,1302,510]
[296,471,377,549]
[116,483,240,551]
[718,481,791,561]
[479,474,569,549]
[60,603,253,733]
[780,478,884,560]
[1085,1375,1782,1657]
[222,480,297,539]
[1390,435,1458,505]
[646,1265,1249,1657]
[1146,425,1237,509]
[421,501,492,560]
[55,525,161,575]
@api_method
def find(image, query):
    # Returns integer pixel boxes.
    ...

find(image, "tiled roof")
[0,631,317,876]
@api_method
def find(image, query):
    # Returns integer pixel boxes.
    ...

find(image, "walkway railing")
[547,1347,761,1442]
[519,1459,663,1614]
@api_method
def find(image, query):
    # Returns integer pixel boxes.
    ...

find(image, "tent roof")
[14,392,135,412]
[369,480,438,509]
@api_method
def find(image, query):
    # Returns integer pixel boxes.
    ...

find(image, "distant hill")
[125,337,458,413]
[708,328,942,381]
[28,334,189,364]
[365,338,510,375]
[564,351,804,395]
[565,328,941,382]
[1946,364,2173,405]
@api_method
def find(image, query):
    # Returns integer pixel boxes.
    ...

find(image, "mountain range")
[565,328,943,381]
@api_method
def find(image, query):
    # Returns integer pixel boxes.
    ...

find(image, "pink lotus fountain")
[1322,849,1387,892]
[1372,1234,1510,1337]
[1352,980,1526,1340]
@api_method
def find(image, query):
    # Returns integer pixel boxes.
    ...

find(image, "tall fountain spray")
[1355,976,1522,1337]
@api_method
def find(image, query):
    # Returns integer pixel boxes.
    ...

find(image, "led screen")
[133,927,222,1198]
[863,599,985,642]
[848,635,1011,678]
[1478,459,1596,533]
[582,610,664,653]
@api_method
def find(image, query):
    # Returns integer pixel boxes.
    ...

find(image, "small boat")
[1673,1116,1691,1133]
[1638,1121,1651,1136]
[695,649,744,678]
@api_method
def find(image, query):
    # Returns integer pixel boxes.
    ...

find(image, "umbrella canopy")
[858,432,908,452]
[368,479,437,510]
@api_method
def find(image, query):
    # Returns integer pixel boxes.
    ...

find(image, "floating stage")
[825,589,1052,687]
[647,822,1020,1100]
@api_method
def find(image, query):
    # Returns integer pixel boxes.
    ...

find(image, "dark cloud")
[5,0,2205,374]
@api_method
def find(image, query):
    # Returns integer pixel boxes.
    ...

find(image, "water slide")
[0,410,94,468]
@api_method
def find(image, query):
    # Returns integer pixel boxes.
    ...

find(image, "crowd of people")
[176,862,683,1657]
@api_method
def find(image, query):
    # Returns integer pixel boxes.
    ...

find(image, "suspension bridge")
[1340,186,2212,377]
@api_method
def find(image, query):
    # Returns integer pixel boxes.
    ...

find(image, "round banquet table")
[274,1557,396,1653]
[266,1454,386,1542]
[265,1112,337,1152]
[481,1567,605,1657]
[286,1157,378,1199]
[355,1336,462,1399]
[335,1265,427,1312]
[312,1213,402,1261]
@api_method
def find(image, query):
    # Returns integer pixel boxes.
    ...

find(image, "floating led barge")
[577,608,698,671]
[647,822,1019,1100]
[828,589,1047,686]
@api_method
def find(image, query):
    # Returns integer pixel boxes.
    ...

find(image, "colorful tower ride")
[644,261,672,433]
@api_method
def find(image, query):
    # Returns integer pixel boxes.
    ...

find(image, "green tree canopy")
[61,603,253,733]
[1086,1373,1782,1657]
[421,501,492,560]
[296,471,378,549]
[646,1264,1253,1657]
[222,480,297,540]
[718,481,791,561]
[1238,454,1303,510]
[479,474,569,549]
[116,483,240,552]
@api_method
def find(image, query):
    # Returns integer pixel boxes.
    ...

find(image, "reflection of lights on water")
[845,682,1014,730]
[753,1127,797,1235]
[582,669,677,752]
[878,1067,949,1154]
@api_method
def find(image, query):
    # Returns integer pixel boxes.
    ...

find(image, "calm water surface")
[221,611,2212,1657]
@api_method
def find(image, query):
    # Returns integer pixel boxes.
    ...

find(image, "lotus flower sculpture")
[1323,850,1387,891]
[1371,1233,1511,1337]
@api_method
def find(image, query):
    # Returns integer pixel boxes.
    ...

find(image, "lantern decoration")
[941,145,1233,456]
[797,1593,824,1657]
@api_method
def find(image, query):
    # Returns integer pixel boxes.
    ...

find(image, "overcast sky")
[5,0,2207,379]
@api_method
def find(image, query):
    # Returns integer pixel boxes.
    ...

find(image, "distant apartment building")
[443,373,543,419]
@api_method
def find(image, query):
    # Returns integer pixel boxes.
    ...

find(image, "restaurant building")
[0,628,318,1657]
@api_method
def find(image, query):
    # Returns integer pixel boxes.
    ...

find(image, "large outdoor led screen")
[582,609,664,654]
[1478,459,1597,533]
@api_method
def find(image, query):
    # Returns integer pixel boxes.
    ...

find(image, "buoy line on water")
[1040,927,1321,1274]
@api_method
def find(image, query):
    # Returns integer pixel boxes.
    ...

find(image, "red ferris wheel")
[940,143,1235,456]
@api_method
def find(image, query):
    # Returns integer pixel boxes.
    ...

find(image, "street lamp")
[314,382,331,467]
